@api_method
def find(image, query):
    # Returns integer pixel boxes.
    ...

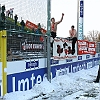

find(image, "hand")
[62,13,64,16]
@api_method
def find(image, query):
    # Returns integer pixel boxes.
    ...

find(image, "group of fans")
[0,4,44,34]
[50,13,99,83]
[0,4,25,30]
[6,8,14,18]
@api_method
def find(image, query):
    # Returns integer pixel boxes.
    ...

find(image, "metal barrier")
[96,42,100,53]
[4,23,100,61]
[6,26,47,61]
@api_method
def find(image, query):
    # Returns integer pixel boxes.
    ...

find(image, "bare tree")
[87,30,100,42]
[83,35,86,40]
[83,35,90,41]
[97,33,100,42]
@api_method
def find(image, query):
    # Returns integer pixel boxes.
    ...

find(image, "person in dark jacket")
[35,23,42,34]
[1,5,5,13]
[94,65,100,83]
[14,14,18,25]
[20,20,25,31]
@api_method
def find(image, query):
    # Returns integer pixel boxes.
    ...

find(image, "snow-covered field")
[1,65,100,100]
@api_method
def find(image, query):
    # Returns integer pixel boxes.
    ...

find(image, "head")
[38,23,40,26]
[71,25,75,30]
[37,23,41,29]
[51,18,55,23]
[57,45,60,49]
[68,46,71,50]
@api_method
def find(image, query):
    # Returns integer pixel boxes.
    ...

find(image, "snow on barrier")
[6,53,100,93]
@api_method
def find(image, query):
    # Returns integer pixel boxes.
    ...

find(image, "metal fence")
[3,23,100,61]
[96,42,100,53]
[7,26,47,61]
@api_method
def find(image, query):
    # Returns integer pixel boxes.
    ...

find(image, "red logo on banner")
[78,40,88,55]
[88,42,96,55]
[25,20,47,34]
[78,40,96,55]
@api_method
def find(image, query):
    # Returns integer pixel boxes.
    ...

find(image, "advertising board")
[7,57,100,93]
[53,38,77,60]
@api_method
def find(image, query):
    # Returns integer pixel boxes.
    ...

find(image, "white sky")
[51,0,100,37]
[1,0,100,38]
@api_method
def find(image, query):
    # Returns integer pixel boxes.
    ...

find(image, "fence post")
[0,30,7,96]
[47,0,51,82]
[0,31,1,61]
[44,35,47,58]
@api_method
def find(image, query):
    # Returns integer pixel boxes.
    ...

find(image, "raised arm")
[56,13,64,24]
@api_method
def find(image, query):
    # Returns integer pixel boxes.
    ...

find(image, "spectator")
[35,23,42,34]
[0,4,1,14]
[10,8,14,19]
[50,13,64,48]
[1,5,5,22]
[51,13,64,39]
[6,10,10,17]
[32,27,35,33]
[69,25,77,55]
[94,65,100,83]
[1,5,5,13]
[14,14,18,25]
[20,20,25,31]
[1,11,5,21]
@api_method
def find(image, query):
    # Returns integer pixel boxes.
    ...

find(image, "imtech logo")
[86,55,90,59]
[78,56,82,60]
[50,59,59,65]
[7,68,49,93]
[66,59,73,63]
[26,61,39,69]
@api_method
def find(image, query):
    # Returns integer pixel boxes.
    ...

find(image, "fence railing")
[96,42,100,53]
[1,23,100,61]
[6,32,100,61]
[7,29,47,61]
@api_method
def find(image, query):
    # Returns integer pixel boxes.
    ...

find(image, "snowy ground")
[1,65,100,100]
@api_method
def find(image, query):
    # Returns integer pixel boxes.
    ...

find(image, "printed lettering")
[18,78,29,91]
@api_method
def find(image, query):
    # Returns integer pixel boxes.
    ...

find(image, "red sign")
[88,42,96,55]
[25,20,47,34]
[78,40,88,55]
[78,40,96,55]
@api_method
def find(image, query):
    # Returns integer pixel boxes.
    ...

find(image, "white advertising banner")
[53,38,77,60]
